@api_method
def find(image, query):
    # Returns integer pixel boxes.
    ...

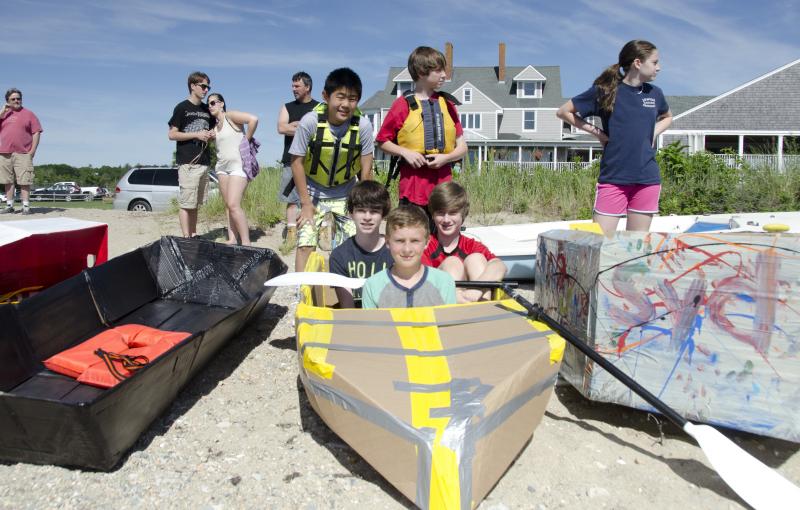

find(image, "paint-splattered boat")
[294,253,565,509]
[0,237,286,469]
[465,211,800,280]
[536,228,800,442]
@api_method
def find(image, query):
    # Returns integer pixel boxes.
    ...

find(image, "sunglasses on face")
[195,83,210,90]
[209,100,221,106]
[8,98,21,102]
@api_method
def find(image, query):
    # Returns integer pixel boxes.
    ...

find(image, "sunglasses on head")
[195,83,210,90]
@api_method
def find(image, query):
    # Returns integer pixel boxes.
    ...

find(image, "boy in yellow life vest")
[289,68,375,273]
[377,46,468,225]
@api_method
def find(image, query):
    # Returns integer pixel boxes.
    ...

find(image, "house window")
[518,81,541,98]
[463,88,472,104]
[523,111,536,131]
[460,113,481,130]
[397,82,413,96]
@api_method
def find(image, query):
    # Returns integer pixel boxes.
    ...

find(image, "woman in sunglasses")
[207,93,259,245]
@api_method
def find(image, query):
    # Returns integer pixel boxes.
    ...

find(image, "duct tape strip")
[297,310,526,328]
[300,329,552,359]
[391,306,458,510]
[298,304,336,379]
[302,375,437,505]
[303,370,559,510]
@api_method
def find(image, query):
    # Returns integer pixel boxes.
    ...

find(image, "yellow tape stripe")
[298,302,336,379]
[501,298,566,365]
[391,307,460,510]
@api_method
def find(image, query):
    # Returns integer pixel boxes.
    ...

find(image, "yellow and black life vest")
[396,91,458,155]
[303,103,362,187]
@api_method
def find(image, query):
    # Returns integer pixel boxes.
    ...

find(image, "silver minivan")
[112,167,217,212]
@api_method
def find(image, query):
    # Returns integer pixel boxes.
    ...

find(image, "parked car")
[112,167,218,212]
[30,183,93,202]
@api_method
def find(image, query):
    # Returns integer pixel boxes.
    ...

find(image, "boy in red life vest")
[377,46,467,220]
[422,181,507,302]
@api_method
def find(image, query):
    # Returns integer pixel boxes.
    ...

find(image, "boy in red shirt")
[422,181,507,302]
[377,46,467,217]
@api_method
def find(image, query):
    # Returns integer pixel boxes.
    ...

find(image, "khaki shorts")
[297,197,355,249]
[0,153,34,185]
[178,164,209,209]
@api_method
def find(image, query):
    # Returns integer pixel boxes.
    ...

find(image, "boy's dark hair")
[428,181,470,218]
[407,46,447,82]
[187,71,210,92]
[347,180,391,216]
[386,204,430,238]
[5,88,21,101]
[323,68,362,100]
[292,71,313,91]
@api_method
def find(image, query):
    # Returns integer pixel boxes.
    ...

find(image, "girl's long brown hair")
[593,40,657,113]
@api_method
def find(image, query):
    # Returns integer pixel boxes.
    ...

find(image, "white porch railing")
[713,154,800,170]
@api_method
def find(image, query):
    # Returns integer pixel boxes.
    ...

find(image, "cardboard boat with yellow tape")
[295,253,565,510]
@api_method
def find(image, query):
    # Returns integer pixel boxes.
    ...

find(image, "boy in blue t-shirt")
[362,204,456,309]
[329,180,393,308]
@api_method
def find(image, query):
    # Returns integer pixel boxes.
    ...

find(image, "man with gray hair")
[276,71,318,246]
[0,88,42,215]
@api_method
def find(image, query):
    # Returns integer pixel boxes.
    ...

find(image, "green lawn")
[30,199,113,210]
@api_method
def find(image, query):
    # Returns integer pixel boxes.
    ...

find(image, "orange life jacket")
[44,324,190,388]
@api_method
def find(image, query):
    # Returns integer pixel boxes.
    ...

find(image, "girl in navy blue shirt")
[557,40,672,236]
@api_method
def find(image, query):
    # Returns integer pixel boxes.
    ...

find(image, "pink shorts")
[593,183,661,217]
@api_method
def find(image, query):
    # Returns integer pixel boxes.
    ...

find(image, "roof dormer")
[392,68,414,97]
[514,65,546,98]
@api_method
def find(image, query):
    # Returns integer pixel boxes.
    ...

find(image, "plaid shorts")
[297,197,355,250]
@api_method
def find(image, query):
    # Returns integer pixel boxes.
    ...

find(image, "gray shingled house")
[360,43,604,169]
[662,58,800,168]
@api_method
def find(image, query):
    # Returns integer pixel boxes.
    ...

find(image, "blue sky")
[3,0,798,167]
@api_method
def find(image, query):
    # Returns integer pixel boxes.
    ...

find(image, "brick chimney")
[445,42,453,81]
[498,42,506,82]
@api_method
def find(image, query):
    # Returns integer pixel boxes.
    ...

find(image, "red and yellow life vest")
[396,91,457,155]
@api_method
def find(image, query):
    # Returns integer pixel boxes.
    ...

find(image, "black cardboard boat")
[0,236,287,470]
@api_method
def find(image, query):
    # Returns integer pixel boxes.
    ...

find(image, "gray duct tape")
[302,366,558,509]
[297,310,526,329]
[303,376,436,509]
[300,329,552,358]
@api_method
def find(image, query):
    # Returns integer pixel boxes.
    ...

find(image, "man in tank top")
[276,71,319,247]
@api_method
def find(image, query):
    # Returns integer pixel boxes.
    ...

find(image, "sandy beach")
[1,207,798,510]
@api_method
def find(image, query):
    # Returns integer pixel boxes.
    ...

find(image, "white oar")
[264,272,366,289]
[503,285,800,510]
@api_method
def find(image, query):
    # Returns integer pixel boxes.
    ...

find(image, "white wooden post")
[478,145,482,175]
[738,135,744,156]
[778,135,785,172]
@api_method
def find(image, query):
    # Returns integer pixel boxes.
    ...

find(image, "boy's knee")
[464,253,487,265]
[440,256,466,278]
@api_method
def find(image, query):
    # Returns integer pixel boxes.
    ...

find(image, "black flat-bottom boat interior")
[0,236,287,470]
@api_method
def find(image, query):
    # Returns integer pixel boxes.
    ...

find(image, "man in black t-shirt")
[168,71,215,237]
[276,71,318,246]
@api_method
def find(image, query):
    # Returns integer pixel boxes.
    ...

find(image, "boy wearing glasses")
[168,71,216,237]
[0,88,42,215]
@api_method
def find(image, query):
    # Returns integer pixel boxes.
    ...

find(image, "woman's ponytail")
[593,63,623,113]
